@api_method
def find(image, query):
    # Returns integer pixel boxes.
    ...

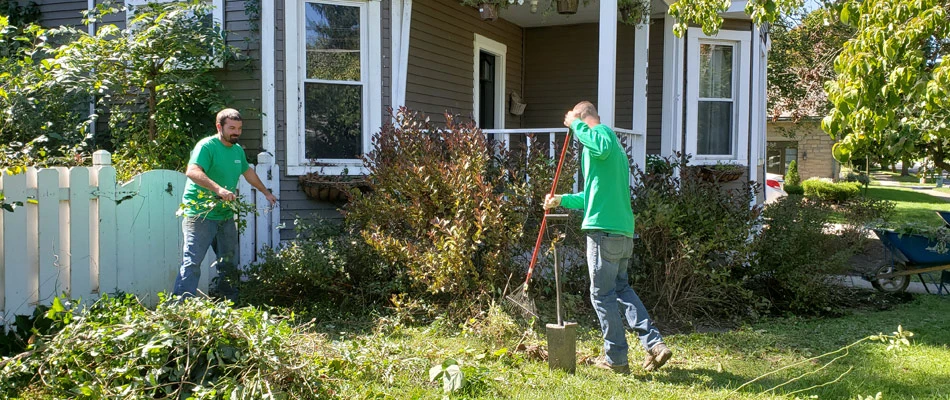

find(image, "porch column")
[632,22,649,135]
[598,0,618,126]
[392,0,413,111]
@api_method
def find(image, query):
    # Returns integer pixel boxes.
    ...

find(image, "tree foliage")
[669,0,803,36]
[823,0,950,171]
[768,7,855,120]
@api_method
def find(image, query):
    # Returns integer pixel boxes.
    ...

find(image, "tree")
[668,0,803,37]
[768,7,855,120]
[823,0,950,172]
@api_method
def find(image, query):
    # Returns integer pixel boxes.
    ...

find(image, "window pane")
[699,44,733,99]
[304,83,362,159]
[306,3,360,81]
[697,101,732,155]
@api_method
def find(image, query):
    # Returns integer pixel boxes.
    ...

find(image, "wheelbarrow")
[867,222,950,294]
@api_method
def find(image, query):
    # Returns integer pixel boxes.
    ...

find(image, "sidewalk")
[871,172,950,202]
[831,274,947,295]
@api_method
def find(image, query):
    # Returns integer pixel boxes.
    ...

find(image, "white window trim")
[125,0,225,30]
[472,34,506,129]
[285,0,382,176]
[686,28,751,165]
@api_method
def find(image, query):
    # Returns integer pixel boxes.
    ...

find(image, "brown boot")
[642,342,672,372]
[590,356,630,374]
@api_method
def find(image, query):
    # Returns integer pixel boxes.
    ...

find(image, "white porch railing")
[483,127,647,188]
[0,150,280,325]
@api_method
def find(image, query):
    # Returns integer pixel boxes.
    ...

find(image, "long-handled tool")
[505,128,573,318]
[543,213,577,373]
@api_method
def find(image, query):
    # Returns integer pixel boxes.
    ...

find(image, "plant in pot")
[460,0,521,21]
[617,0,650,25]
[298,166,371,203]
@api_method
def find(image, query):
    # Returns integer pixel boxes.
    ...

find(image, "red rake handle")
[523,128,573,287]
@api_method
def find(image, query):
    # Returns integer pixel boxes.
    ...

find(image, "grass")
[863,186,948,227]
[243,294,950,399]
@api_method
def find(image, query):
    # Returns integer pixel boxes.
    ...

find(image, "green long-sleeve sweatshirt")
[559,119,635,237]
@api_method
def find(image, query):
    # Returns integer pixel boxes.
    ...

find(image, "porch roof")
[499,0,750,28]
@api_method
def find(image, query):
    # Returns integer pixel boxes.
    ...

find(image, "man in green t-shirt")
[173,108,277,300]
[543,101,671,373]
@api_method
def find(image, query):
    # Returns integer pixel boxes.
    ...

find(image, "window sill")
[287,164,368,177]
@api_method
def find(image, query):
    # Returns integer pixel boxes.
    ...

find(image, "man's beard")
[225,134,239,144]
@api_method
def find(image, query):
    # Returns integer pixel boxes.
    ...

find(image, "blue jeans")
[587,231,663,366]
[173,216,239,300]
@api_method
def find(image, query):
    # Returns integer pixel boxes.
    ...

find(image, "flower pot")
[556,0,578,14]
[478,3,498,20]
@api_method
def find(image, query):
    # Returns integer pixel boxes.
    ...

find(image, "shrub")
[845,171,870,186]
[784,183,805,195]
[0,295,331,399]
[802,178,861,202]
[631,153,760,323]
[785,160,801,186]
[752,196,852,314]
[239,218,395,308]
[345,108,557,301]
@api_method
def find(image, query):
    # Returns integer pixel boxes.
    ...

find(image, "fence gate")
[0,150,280,325]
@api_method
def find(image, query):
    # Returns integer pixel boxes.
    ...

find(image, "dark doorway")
[479,51,496,129]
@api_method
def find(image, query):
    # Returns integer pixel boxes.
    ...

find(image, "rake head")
[504,282,538,319]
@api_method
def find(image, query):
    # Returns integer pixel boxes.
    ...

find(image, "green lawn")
[865,186,949,227]
[293,295,950,399]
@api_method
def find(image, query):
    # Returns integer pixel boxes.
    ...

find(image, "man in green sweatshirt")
[543,101,672,373]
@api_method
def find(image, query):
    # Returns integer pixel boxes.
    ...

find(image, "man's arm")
[242,168,278,206]
[569,119,611,160]
[186,164,236,201]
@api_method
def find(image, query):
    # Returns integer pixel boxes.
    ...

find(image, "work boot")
[590,356,630,374]
[642,342,672,372]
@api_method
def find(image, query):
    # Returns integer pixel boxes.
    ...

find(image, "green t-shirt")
[180,135,250,220]
[559,119,635,237]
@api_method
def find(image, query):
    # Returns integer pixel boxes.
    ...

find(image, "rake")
[505,127,573,319]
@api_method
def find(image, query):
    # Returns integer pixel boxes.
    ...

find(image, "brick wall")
[767,120,839,180]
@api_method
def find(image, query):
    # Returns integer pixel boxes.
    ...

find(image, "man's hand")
[264,193,278,207]
[216,188,237,202]
[543,194,561,210]
[563,110,579,127]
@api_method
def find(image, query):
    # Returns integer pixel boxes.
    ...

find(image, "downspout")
[262,0,276,157]
[88,0,96,140]
[393,0,412,110]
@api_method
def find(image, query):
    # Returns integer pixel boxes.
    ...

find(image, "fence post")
[2,169,30,324]
[255,152,279,259]
[93,150,117,295]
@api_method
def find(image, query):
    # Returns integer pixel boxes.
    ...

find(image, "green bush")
[752,196,853,314]
[0,294,332,399]
[802,178,861,202]
[784,183,805,195]
[631,153,760,323]
[239,217,395,308]
[345,108,563,302]
[785,160,801,186]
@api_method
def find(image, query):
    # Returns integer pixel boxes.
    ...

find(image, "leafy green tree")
[669,0,802,36]
[823,0,949,172]
[769,7,855,120]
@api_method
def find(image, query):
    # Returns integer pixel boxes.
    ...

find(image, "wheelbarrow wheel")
[870,263,910,293]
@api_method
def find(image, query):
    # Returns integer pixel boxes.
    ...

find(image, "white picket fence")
[0,150,280,324]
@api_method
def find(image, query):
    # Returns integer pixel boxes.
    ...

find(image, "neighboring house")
[35,0,771,240]
[767,116,839,180]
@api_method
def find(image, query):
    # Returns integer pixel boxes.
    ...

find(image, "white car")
[764,173,787,204]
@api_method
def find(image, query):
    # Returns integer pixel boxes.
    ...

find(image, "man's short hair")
[574,101,599,120]
[216,108,242,126]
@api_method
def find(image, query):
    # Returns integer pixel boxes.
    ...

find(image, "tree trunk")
[901,158,910,176]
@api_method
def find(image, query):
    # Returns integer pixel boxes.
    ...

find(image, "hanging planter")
[478,3,499,20]
[299,173,371,203]
[697,165,745,183]
[617,0,650,25]
[556,0,578,14]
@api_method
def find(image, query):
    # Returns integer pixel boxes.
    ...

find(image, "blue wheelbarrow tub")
[938,211,950,227]
[874,229,950,266]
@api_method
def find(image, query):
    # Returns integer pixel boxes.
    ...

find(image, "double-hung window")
[286,0,382,175]
[686,28,751,164]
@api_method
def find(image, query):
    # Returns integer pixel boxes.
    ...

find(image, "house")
[767,116,839,180]
[34,0,771,240]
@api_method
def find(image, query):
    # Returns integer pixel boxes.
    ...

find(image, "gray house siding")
[37,0,87,29]
[522,23,635,130]
[404,0,523,128]
[275,0,393,236]
[645,17,663,155]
